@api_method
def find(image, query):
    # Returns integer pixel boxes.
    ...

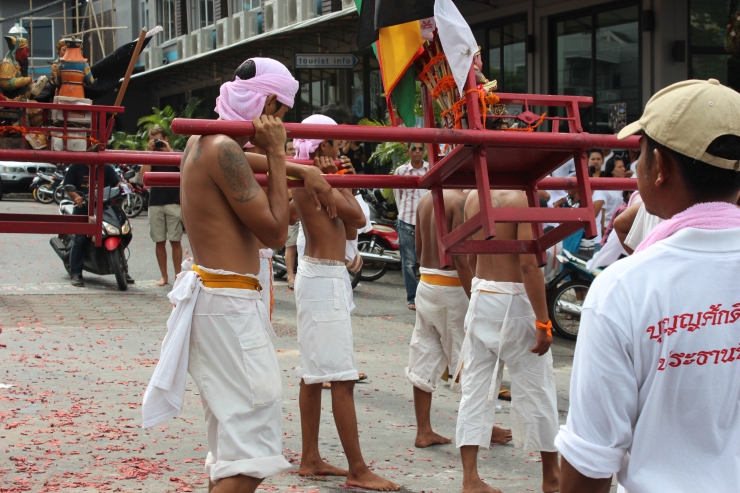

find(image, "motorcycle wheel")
[122,193,144,218]
[36,184,55,204]
[349,267,362,289]
[357,240,388,282]
[109,247,128,291]
[548,279,591,340]
[53,186,65,204]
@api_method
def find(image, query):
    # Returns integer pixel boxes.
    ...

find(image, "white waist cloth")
[406,276,468,393]
[258,256,274,321]
[142,259,274,429]
[419,266,459,278]
[455,278,558,452]
[258,248,273,258]
[294,261,358,384]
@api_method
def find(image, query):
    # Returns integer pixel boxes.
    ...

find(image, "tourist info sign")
[295,54,359,69]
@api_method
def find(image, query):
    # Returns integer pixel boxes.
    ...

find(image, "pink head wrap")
[214,57,299,122]
[293,114,337,159]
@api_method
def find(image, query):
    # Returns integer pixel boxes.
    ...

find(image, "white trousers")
[187,283,290,482]
[258,249,273,321]
[456,280,559,452]
[294,261,358,384]
[406,278,468,393]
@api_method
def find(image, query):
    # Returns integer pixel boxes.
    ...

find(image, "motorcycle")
[117,165,148,218]
[49,176,134,291]
[30,170,65,204]
[357,222,401,281]
[545,249,597,341]
[356,189,401,282]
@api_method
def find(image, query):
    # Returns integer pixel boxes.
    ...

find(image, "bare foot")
[415,430,452,448]
[346,468,400,491]
[490,426,512,445]
[155,277,168,286]
[542,476,560,493]
[462,477,503,493]
[297,459,348,477]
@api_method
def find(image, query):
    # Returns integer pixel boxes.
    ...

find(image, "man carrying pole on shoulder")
[142,57,297,493]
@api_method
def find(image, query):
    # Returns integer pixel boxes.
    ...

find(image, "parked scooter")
[30,169,65,204]
[49,176,134,291]
[117,165,149,218]
[356,189,401,282]
[545,249,597,341]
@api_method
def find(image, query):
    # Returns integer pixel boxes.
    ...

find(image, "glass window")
[552,5,639,133]
[689,0,740,91]
[21,20,53,59]
[232,0,261,12]
[141,0,150,30]
[200,0,215,27]
[157,0,176,42]
[472,18,527,93]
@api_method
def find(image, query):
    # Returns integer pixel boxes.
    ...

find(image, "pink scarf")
[214,58,298,123]
[293,114,337,159]
[634,201,740,253]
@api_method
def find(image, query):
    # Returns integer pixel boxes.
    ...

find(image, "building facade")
[2,0,738,134]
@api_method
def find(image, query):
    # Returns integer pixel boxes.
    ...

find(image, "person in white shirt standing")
[556,78,740,493]
[393,143,429,310]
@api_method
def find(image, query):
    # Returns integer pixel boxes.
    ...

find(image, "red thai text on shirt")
[657,342,740,371]
[646,302,740,343]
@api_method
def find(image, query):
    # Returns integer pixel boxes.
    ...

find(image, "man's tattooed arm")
[218,139,260,203]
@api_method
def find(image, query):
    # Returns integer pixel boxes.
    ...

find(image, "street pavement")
[0,197,613,493]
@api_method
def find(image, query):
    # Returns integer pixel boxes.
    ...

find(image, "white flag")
[434,0,478,97]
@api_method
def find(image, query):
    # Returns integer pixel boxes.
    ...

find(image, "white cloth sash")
[419,266,459,278]
[452,278,524,394]
[142,259,276,429]
[259,248,273,259]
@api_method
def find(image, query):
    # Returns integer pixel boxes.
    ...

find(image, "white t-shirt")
[602,190,625,232]
[624,203,663,251]
[601,151,614,171]
[552,158,575,178]
[555,227,740,493]
[592,190,606,239]
[629,159,638,176]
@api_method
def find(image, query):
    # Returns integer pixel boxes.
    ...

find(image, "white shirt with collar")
[555,227,740,493]
[393,161,429,225]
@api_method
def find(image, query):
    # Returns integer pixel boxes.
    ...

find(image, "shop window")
[551,4,639,133]
[472,16,527,93]
[689,0,740,91]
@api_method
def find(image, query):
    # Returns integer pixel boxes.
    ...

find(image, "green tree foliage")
[109,98,203,151]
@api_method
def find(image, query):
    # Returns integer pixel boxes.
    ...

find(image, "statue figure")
[58,37,96,99]
[49,39,67,93]
[473,46,498,93]
[0,36,48,100]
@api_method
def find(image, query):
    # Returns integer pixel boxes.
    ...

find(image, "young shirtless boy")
[292,114,400,491]
[456,190,559,493]
[409,190,513,449]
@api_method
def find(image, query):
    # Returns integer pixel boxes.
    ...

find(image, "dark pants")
[70,206,87,278]
[397,220,418,305]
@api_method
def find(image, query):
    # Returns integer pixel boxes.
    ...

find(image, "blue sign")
[295,54,359,69]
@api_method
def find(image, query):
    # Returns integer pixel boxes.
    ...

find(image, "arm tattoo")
[181,143,192,165]
[191,142,203,162]
[218,140,260,202]
[454,197,466,228]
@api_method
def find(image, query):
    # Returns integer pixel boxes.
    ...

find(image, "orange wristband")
[535,319,552,338]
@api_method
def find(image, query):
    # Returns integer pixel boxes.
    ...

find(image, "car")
[0,161,57,194]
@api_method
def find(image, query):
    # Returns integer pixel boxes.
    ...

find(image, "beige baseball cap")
[618,78,740,171]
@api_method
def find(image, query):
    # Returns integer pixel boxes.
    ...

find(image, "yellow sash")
[192,264,262,291]
[420,273,462,287]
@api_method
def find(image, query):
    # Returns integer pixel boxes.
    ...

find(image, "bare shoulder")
[210,135,260,202]
[464,190,480,217]
[417,190,433,211]
[492,189,527,208]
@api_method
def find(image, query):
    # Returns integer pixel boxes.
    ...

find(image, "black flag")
[357,0,435,49]
[83,34,154,100]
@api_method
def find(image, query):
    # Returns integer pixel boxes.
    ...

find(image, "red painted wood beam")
[143,172,639,192]
[170,118,641,150]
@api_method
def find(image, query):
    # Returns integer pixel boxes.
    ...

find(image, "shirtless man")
[292,114,400,491]
[156,58,295,493]
[456,190,559,493]
[409,190,513,448]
